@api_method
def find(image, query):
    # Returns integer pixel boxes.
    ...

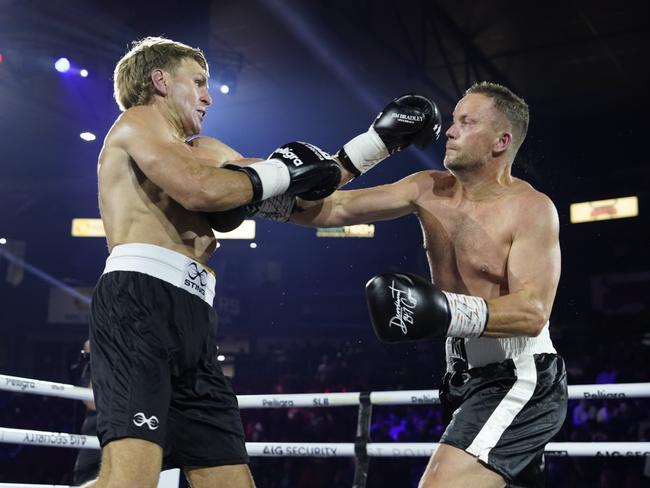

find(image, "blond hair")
[113,36,208,111]
[465,81,529,151]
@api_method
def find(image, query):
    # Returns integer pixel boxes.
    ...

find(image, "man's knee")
[185,463,255,488]
[96,438,163,488]
[418,444,505,488]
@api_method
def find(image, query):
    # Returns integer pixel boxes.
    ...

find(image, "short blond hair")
[113,36,208,111]
[465,81,529,151]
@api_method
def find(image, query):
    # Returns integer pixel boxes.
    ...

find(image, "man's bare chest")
[417,201,515,280]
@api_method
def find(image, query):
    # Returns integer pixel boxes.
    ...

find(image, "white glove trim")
[442,291,488,338]
[247,159,291,200]
[341,127,389,175]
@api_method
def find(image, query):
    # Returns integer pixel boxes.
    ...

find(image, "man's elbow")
[175,189,209,211]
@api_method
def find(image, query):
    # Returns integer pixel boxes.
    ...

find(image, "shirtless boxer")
[287,82,567,488]
[87,36,440,488]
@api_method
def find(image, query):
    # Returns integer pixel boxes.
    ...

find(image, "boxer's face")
[166,58,212,136]
[443,93,505,172]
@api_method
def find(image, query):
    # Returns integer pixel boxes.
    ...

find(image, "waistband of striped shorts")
[103,243,215,305]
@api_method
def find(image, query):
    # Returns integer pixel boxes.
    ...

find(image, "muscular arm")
[114,109,254,211]
[187,136,262,168]
[289,172,425,228]
[483,194,561,337]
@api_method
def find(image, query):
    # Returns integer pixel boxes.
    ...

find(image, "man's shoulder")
[115,105,163,131]
[188,136,241,160]
[105,106,167,147]
[510,179,559,226]
[512,179,555,209]
[406,169,451,185]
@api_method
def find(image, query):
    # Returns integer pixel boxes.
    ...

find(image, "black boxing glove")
[204,206,248,233]
[269,142,341,201]
[225,142,341,203]
[337,94,442,177]
[365,272,488,343]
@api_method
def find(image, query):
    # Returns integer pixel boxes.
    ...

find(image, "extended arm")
[290,172,426,227]
[246,93,442,223]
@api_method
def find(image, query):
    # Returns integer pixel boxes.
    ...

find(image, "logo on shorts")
[132,412,160,430]
[187,263,208,286]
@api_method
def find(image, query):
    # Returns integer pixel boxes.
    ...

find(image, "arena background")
[1,0,649,486]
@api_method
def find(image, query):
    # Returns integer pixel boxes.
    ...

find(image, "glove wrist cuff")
[245,160,291,201]
[246,194,296,222]
[339,128,389,177]
[442,291,489,338]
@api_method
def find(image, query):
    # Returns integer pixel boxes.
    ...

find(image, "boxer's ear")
[151,68,168,96]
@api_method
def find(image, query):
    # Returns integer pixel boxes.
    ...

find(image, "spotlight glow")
[80,69,88,77]
[80,132,96,141]
[217,354,226,362]
[54,57,70,73]
[250,242,257,249]
[220,84,230,94]
[0,238,6,245]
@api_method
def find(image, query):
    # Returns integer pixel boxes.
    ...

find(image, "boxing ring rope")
[1,425,649,457]
[2,374,650,488]
[3,374,650,404]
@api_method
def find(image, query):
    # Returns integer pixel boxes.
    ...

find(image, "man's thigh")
[184,464,255,488]
[418,444,505,488]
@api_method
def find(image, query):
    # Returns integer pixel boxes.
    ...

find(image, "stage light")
[54,57,70,73]
[0,238,7,245]
[80,69,88,77]
[80,132,96,141]
[316,224,375,238]
[217,354,226,362]
[250,242,257,249]
[570,196,639,223]
[216,67,237,95]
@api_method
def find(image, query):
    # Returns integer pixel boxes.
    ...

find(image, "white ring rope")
[0,426,648,458]
[2,374,650,407]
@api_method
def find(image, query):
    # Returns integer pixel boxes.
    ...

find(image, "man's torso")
[414,171,535,300]
[97,108,238,263]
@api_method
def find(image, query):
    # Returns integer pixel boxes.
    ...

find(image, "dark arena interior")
[1,1,649,487]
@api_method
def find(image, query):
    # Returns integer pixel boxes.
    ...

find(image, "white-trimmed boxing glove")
[365,272,488,343]
[225,141,340,202]
[338,94,442,177]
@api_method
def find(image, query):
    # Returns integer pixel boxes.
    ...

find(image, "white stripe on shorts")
[465,355,538,463]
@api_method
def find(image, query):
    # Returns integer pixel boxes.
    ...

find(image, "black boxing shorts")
[439,353,567,487]
[89,243,248,468]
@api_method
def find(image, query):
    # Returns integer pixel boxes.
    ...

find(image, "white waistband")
[445,322,557,371]
[103,243,216,305]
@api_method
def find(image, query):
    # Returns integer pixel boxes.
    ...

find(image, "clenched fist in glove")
[224,141,341,202]
[365,272,488,343]
[338,94,442,177]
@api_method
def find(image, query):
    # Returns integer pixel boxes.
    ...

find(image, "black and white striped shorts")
[439,353,567,487]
